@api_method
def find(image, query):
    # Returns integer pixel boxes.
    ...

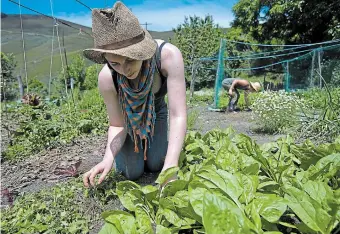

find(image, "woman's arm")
[99,65,127,161]
[229,79,239,96]
[83,65,127,187]
[160,43,187,170]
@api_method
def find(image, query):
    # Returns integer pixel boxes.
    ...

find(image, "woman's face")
[104,53,143,79]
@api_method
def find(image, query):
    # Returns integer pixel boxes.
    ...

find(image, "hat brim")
[83,29,157,64]
[250,82,261,92]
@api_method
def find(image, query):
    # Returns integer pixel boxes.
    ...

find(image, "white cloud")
[56,1,234,31]
[56,12,92,28]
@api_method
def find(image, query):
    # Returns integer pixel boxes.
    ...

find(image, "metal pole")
[17,75,24,98]
[18,0,29,93]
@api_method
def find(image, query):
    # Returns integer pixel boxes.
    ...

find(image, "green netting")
[210,39,340,108]
[284,45,340,91]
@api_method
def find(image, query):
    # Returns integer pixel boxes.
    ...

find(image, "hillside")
[1,14,174,84]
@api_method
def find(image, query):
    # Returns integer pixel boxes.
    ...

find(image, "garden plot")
[1,88,339,233]
[1,127,339,233]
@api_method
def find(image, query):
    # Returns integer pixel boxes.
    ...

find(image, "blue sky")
[2,0,238,31]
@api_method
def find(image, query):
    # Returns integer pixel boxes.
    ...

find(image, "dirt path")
[1,136,106,195]
[190,104,284,144]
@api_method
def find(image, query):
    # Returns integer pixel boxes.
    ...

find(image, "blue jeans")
[222,78,240,111]
[115,105,168,180]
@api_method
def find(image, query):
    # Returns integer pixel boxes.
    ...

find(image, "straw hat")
[249,82,262,92]
[83,1,157,64]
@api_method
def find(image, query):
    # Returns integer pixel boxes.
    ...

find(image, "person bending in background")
[222,78,261,112]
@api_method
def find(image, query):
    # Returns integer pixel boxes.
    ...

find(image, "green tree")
[68,54,86,87]
[28,76,47,97]
[232,0,340,44]
[224,0,340,84]
[1,52,17,101]
[57,54,86,96]
[59,54,85,86]
[83,65,99,90]
[171,15,226,88]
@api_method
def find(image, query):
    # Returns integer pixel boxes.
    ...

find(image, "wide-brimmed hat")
[83,1,157,64]
[250,82,261,92]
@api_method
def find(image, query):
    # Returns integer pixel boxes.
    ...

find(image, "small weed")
[187,109,200,131]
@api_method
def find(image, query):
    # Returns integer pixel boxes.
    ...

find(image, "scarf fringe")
[133,131,139,153]
[144,139,147,160]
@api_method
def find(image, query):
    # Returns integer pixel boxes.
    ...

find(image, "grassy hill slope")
[1,14,175,85]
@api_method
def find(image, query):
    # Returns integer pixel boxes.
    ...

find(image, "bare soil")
[190,104,284,144]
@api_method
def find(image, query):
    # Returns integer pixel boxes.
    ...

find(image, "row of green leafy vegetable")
[99,128,340,234]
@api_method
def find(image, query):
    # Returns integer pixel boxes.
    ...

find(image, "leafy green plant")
[2,128,339,233]
[1,180,91,234]
[1,52,18,100]
[190,93,214,105]
[98,128,340,234]
[219,91,259,110]
[2,89,107,161]
[295,88,340,109]
[66,54,86,88]
[231,0,339,45]
[187,109,200,131]
[83,65,100,90]
[330,63,340,86]
[1,171,124,234]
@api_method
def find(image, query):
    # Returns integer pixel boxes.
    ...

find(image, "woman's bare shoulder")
[154,39,180,57]
[154,39,183,76]
[98,64,117,94]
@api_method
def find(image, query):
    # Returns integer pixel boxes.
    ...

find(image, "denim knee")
[124,166,144,181]
[116,161,144,181]
[145,158,164,173]
[114,138,145,181]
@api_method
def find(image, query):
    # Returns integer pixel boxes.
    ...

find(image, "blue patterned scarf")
[116,56,156,160]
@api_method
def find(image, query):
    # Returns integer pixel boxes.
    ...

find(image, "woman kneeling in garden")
[83,1,186,186]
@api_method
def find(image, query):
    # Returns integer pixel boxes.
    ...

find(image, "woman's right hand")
[83,157,113,187]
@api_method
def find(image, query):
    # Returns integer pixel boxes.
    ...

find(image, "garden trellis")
[8,0,93,100]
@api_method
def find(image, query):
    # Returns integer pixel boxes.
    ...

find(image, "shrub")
[251,91,307,133]
[83,65,99,90]
[2,89,107,161]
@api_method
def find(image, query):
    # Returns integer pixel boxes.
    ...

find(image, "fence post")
[284,61,290,92]
[189,59,198,101]
[17,75,24,98]
[213,38,226,108]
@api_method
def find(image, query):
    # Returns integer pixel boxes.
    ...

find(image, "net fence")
[190,39,340,109]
